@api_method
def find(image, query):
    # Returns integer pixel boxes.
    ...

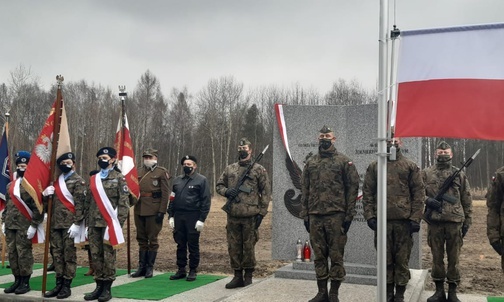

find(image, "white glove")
[195,220,204,232]
[27,225,37,239]
[85,227,88,239]
[169,217,174,229]
[67,223,80,239]
[42,185,55,197]
[2,223,5,235]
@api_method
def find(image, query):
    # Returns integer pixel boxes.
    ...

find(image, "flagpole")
[41,75,65,296]
[1,112,9,268]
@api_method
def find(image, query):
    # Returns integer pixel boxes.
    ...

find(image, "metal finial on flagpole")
[56,75,64,88]
[118,85,127,100]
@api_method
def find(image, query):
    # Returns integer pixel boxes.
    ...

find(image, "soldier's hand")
[409,221,421,234]
[461,224,469,238]
[42,185,55,197]
[26,225,37,239]
[155,213,164,224]
[303,218,310,233]
[195,220,204,232]
[169,217,175,229]
[255,214,263,229]
[491,241,504,256]
[367,218,377,231]
[67,223,80,239]
[425,197,442,209]
[225,188,239,199]
[1,223,5,235]
[342,221,352,234]
[85,227,89,239]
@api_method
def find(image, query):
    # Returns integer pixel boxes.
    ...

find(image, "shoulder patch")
[123,185,129,193]
[348,161,353,166]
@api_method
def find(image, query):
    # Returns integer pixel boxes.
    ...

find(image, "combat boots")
[170,268,187,280]
[131,251,147,278]
[44,276,63,297]
[447,283,461,302]
[329,280,341,302]
[14,275,31,294]
[427,281,446,302]
[4,276,21,294]
[186,268,197,281]
[308,279,328,302]
[98,280,113,302]
[84,249,94,276]
[394,285,406,302]
[386,283,394,302]
[84,280,104,301]
[57,278,73,299]
[225,270,244,289]
[145,251,158,278]
[243,268,254,286]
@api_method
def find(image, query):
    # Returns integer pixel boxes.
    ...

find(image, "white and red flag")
[114,108,139,200]
[395,23,504,140]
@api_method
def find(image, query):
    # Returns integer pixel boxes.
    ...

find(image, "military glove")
[67,223,80,239]
[85,227,89,239]
[42,185,55,197]
[491,241,504,256]
[425,197,442,209]
[195,220,204,232]
[303,218,310,233]
[342,221,352,234]
[367,218,377,231]
[169,217,175,229]
[225,188,239,199]
[255,214,263,229]
[26,225,37,239]
[461,224,469,238]
[155,213,164,224]
[410,221,421,234]
[1,223,5,235]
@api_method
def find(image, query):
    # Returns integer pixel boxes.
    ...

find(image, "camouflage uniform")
[300,144,359,281]
[362,151,424,286]
[487,166,504,271]
[86,169,130,282]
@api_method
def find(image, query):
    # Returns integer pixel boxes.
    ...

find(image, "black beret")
[96,147,117,158]
[181,155,197,165]
[57,152,76,164]
[15,151,30,165]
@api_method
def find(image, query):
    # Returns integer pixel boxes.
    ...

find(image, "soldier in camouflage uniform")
[2,151,44,295]
[487,162,504,272]
[42,152,87,299]
[422,141,472,302]
[363,137,424,302]
[300,126,359,302]
[84,147,130,302]
[216,138,271,289]
[131,148,170,278]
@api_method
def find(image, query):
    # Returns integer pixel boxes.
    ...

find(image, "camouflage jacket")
[300,146,359,222]
[422,164,472,225]
[85,169,130,228]
[216,159,271,218]
[2,180,44,230]
[487,166,504,243]
[136,165,171,216]
[362,152,425,223]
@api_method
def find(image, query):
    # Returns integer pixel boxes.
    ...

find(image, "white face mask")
[144,159,157,168]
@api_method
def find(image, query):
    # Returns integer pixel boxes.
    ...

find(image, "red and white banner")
[395,23,504,140]
[54,174,75,213]
[115,113,139,200]
[274,104,293,160]
[10,178,45,244]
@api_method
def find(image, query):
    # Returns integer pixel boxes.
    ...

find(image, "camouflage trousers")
[89,227,117,281]
[309,213,347,281]
[374,220,413,286]
[427,222,463,283]
[134,214,163,252]
[50,228,77,279]
[5,229,33,277]
[226,215,258,270]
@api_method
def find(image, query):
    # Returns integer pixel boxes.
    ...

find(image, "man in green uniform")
[487,161,504,271]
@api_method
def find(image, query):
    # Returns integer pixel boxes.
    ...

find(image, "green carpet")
[113,273,225,301]
[0,262,43,276]
[488,297,504,302]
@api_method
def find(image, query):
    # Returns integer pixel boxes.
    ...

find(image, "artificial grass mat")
[488,297,504,302]
[0,262,43,276]
[113,272,225,300]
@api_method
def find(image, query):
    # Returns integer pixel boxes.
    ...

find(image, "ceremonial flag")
[0,124,10,211]
[395,23,504,140]
[114,109,139,200]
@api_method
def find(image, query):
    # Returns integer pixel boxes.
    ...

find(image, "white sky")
[1,0,503,95]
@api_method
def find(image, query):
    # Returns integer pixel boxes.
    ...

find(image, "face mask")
[144,160,157,168]
[98,159,110,170]
[238,150,249,159]
[319,139,332,150]
[183,166,193,175]
[437,155,451,163]
[16,168,25,178]
[59,164,73,174]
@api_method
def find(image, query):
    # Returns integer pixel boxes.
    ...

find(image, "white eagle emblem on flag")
[35,135,52,164]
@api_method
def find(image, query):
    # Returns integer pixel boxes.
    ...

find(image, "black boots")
[243,268,254,286]
[427,281,447,302]
[44,276,63,297]
[447,283,461,302]
[4,276,21,294]
[145,251,158,278]
[170,268,187,280]
[225,270,244,289]
[14,275,31,294]
[309,279,328,302]
[186,268,197,281]
[329,280,341,302]
[98,280,113,302]
[57,278,73,299]
[394,285,406,302]
[131,251,147,278]
[387,283,394,302]
[84,280,104,301]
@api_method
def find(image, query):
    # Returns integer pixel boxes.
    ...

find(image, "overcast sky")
[1,1,503,96]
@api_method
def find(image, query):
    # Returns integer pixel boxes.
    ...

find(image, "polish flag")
[395,23,504,140]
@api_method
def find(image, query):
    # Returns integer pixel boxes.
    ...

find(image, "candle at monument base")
[296,239,302,262]
[303,240,311,262]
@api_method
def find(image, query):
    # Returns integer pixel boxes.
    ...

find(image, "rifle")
[424,148,480,224]
[223,145,269,214]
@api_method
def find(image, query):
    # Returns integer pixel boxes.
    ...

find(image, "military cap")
[436,141,451,150]
[239,137,251,147]
[15,150,30,165]
[181,155,197,165]
[142,148,158,158]
[96,147,117,158]
[319,125,333,133]
[57,152,76,164]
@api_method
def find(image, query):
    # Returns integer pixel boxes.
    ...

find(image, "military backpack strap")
[138,170,153,185]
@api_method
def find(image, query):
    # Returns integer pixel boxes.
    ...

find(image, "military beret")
[436,141,451,150]
[239,137,251,147]
[143,148,158,158]
[96,147,117,158]
[181,155,197,165]
[319,125,333,134]
[15,150,30,165]
[57,152,76,164]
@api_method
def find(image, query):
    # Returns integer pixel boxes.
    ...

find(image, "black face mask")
[437,155,451,163]
[183,166,193,175]
[319,139,332,150]
[16,168,25,178]
[59,164,73,174]
[98,159,110,170]
[238,150,249,159]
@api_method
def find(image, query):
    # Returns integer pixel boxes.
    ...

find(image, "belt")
[140,192,162,198]
[140,192,153,197]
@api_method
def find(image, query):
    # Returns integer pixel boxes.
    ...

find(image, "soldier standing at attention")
[363,137,424,302]
[216,138,271,289]
[422,141,472,302]
[2,151,44,295]
[42,152,87,299]
[131,148,170,278]
[486,161,504,271]
[301,126,360,302]
[167,155,210,282]
[84,147,130,302]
